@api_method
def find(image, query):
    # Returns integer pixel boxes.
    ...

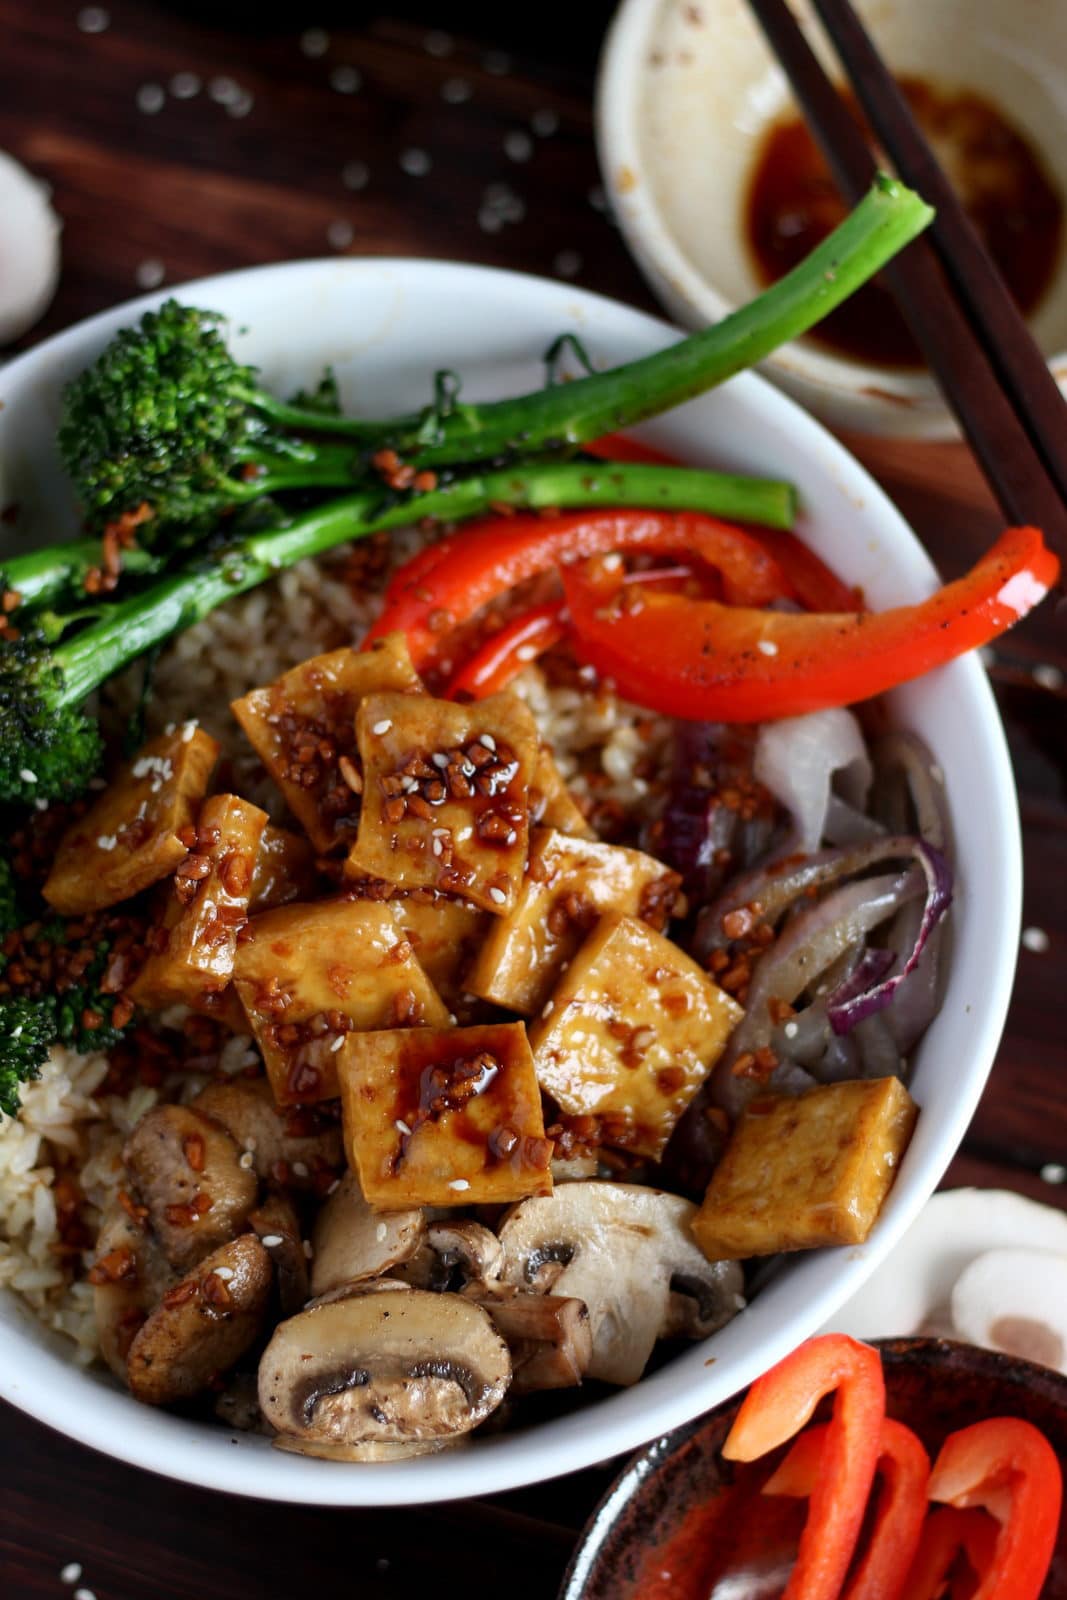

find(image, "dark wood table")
[1,4,1064,1595]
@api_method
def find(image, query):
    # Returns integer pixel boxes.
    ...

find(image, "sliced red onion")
[872,730,949,850]
[825,839,952,1035]
[659,722,779,904]
[754,708,873,855]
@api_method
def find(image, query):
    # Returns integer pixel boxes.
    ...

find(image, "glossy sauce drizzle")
[745,76,1063,368]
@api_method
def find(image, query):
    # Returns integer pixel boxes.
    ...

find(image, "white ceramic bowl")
[0,256,1020,1504]
[596,0,1067,438]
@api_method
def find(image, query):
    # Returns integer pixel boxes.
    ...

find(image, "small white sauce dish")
[596,0,1067,438]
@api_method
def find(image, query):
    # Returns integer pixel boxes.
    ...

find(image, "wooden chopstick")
[745,0,1067,562]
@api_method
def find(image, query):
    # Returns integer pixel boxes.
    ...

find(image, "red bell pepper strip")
[752,528,864,614]
[925,1417,1063,1600]
[722,1334,886,1600]
[364,509,793,665]
[903,1507,1000,1600]
[763,1418,931,1600]
[445,602,568,699]
[561,525,1059,722]
[584,432,676,465]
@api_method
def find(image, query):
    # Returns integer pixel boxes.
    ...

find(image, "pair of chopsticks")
[747,0,1067,566]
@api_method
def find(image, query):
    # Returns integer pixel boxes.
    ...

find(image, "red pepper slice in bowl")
[561,525,1059,722]
[721,1334,886,1600]
[904,1506,1000,1600]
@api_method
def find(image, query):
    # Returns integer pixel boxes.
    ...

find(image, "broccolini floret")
[0,996,55,1118]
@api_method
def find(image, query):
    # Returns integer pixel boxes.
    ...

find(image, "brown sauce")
[745,76,1063,368]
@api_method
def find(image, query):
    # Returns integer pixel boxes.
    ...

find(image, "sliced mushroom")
[248,1192,309,1315]
[310,1170,425,1299]
[127,1233,273,1406]
[474,1292,592,1394]
[258,1289,510,1457]
[91,1202,177,1379]
[398,1221,505,1293]
[498,1183,745,1385]
[273,1435,456,1463]
[193,1077,344,1189]
[123,1104,259,1272]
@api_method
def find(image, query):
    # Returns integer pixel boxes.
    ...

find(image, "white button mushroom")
[0,151,61,345]
[950,1248,1067,1373]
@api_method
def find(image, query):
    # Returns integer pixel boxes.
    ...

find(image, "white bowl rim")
[594,0,1067,426]
[0,253,1020,1506]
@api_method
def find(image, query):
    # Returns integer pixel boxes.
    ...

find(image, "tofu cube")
[528,913,743,1158]
[383,892,489,1013]
[691,1076,919,1261]
[347,690,539,914]
[338,1022,553,1208]
[230,633,422,853]
[129,793,268,1009]
[248,824,319,912]
[44,725,219,915]
[529,743,593,839]
[465,828,681,1016]
[233,898,449,1104]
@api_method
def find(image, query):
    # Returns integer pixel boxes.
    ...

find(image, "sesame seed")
[330,64,362,94]
[504,130,533,163]
[19,767,37,784]
[208,75,240,105]
[329,1033,345,1052]
[170,71,201,98]
[601,552,623,572]
[483,50,512,75]
[373,718,393,735]
[326,219,354,250]
[448,1179,470,1191]
[238,1151,254,1170]
[1034,663,1064,691]
[35,798,49,812]
[516,645,538,662]
[431,837,443,856]
[74,1589,96,1600]
[531,108,559,137]
[341,159,369,191]
[226,89,255,119]
[77,5,109,30]
[432,752,449,768]
[135,258,165,289]
[757,639,779,656]
[260,1234,283,1248]
[60,1563,82,1584]
[400,148,432,178]
[1022,926,1050,953]
[424,30,453,56]
[542,1000,554,1018]
[181,720,197,741]
[213,1266,235,1282]
[300,27,329,56]
[489,887,508,905]
[553,249,582,279]
[375,1222,388,1241]
[480,733,496,751]
[96,835,117,852]
[1041,1163,1067,1184]
[783,1020,799,1038]
[441,77,471,104]
[291,1161,309,1178]
[395,1118,412,1136]
[326,1178,340,1195]
[136,82,165,114]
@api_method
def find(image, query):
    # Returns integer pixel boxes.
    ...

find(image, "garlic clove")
[0,150,62,346]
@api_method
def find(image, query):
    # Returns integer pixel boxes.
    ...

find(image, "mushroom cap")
[309,1170,424,1298]
[123,1104,259,1272]
[194,1077,343,1188]
[248,1192,310,1315]
[398,1220,505,1293]
[258,1288,510,1451]
[950,1247,1067,1373]
[498,1181,743,1385]
[475,1291,593,1394]
[91,1202,177,1379]
[0,150,61,344]
[127,1233,273,1406]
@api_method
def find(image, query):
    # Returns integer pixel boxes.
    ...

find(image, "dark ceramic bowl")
[560,1339,1067,1600]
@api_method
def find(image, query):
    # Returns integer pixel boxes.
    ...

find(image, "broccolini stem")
[247,177,933,466]
[53,457,797,700]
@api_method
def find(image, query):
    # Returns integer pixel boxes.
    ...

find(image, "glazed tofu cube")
[129,793,268,1010]
[338,1022,553,1208]
[43,725,219,915]
[233,898,450,1104]
[248,824,319,912]
[347,690,539,913]
[691,1076,919,1261]
[529,744,593,839]
[528,913,742,1158]
[230,633,422,853]
[465,828,681,1016]
[382,892,489,1013]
